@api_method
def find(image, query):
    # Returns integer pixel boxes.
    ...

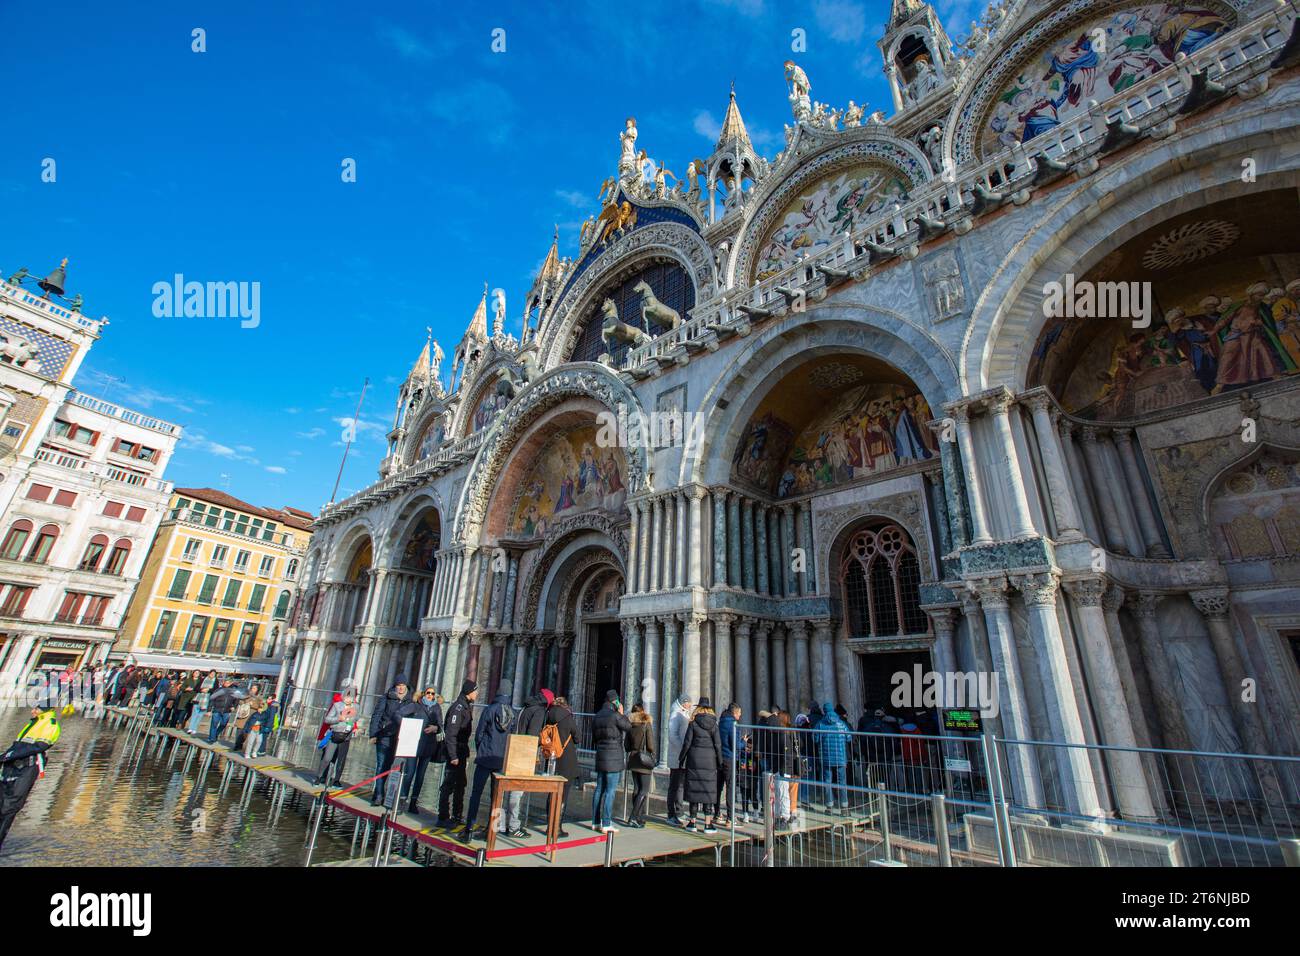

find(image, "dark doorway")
[860,649,934,725]
[591,622,623,712]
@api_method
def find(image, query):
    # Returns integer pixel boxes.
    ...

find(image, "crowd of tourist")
[324,672,945,843]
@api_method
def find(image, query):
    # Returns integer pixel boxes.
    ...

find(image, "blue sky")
[1,0,977,513]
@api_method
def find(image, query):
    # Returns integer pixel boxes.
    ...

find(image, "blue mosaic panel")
[0,314,76,379]
[560,191,702,300]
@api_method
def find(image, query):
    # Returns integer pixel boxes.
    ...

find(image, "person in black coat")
[402,687,442,814]
[623,704,656,827]
[679,697,723,833]
[435,681,476,829]
[367,674,410,807]
[543,695,579,836]
[591,690,632,832]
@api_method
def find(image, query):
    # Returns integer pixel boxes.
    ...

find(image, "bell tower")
[878,0,954,112]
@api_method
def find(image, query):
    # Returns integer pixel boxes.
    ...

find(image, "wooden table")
[484,772,568,862]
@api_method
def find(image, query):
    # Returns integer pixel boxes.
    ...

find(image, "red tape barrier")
[484,833,608,860]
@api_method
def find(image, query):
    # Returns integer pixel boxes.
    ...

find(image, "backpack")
[539,722,571,760]
[493,702,515,733]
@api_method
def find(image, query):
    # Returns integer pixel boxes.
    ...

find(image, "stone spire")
[466,283,489,342]
[537,226,563,285]
[715,84,753,155]
[407,337,431,383]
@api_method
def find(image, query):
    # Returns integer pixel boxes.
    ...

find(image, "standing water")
[0,707,354,867]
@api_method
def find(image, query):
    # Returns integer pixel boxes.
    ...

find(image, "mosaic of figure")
[401,513,440,572]
[754,165,910,279]
[415,418,444,460]
[510,426,627,537]
[980,3,1230,154]
[735,384,936,497]
[471,383,509,432]
[1044,273,1300,419]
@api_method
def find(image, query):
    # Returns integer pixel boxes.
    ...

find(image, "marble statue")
[784,60,812,122]
[618,117,638,178]
[843,100,865,128]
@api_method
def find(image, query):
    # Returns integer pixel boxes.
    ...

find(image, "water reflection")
[0,708,352,867]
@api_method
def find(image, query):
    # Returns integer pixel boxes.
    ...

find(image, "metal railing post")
[604,832,615,867]
[729,721,738,868]
[763,771,775,867]
[877,783,892,862]
[982,731,1017,868]
[932,792,951,866]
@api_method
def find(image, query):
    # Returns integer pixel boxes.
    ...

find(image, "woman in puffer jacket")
[678,698,723,834]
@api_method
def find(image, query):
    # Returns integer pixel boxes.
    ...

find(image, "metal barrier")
[721,722,1300,868]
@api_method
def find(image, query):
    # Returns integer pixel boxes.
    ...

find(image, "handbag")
[329,728,352,744]
[630,749,656,770]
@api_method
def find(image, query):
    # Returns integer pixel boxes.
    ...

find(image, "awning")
[127,652,282,677]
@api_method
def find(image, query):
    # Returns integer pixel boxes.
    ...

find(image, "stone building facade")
[286,0,1300,819]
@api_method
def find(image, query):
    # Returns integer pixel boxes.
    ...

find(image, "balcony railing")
[168,509,297,547]
[33,447,172,492]
[69,391,181,436]
[0,279,102,330]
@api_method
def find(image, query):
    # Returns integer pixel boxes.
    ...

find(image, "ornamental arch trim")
[538,223,716,369]
[452,364,649,541]
[731,133,933,287]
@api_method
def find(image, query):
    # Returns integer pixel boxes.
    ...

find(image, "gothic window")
[840,523,926,638]
[569,262,694,365]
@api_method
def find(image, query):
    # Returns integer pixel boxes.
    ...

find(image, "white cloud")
[555,189,588,208]
[296,427,326,440]
[814,0,867,44]
[265,465,287,475]
[180,430,260,465]
[693,110,722,142]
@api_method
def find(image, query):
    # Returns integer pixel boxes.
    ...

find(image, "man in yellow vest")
[0,707,60,852]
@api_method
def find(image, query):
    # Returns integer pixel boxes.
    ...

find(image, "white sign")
[395,717,424,758]
[944,757,972,773]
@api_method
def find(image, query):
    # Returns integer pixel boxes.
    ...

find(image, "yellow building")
[117,488,312,679]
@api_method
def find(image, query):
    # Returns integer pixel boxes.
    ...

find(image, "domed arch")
[942,0,1241,165]
[964,109,1300,393]
[453,364,649,541]
[383,491,444,572]
[730,130,932,287]
[451,354,520,440]
[1202,443,1300,562]
[325,520,376,582]
[538,223,716,369]
[685,307,960,489]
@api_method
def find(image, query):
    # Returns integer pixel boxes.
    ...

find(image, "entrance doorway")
[590,622,623,711]
[860,649,934,726]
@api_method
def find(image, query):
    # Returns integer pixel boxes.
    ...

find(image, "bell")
[39,258,67,298]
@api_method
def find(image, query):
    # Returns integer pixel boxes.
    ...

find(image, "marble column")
[1126,593,1194,751]
[712,490,729,588]
[663,493,677,589]
[1100,586,1156,750]
[972,577,1044,808]
[676,491,688,589]
[1191,589,1284,805]
[753,622,771,712]
[650,497,664,592]
[512,635,528,708]
[727,493,742,587]
[791,622,813,712]
[927,608,959,700]
[642,618,662,731]
[734,619,754,723]
[502,553,520,629]
[626,500,641,595]
[1025,394,1084,541]
[781,505,796,596]
[1063,577,1157,821]
[801,505,817,594]
[811,620,833,704]
[660,616,681,764]
[741,498,756,592]
[772,624,788,712]
[953,405,993,545]
[638,500,653,594]
[1112,428,1170,558]
[713,614,734,711]
[831,621,855,713]
[621,619,640,707]
[755,504,770,595]
[682,614,703,701]
[687,487,705,587]
[1079,428,1129,554]
[936,434,969,549]
[987,391,1037,539]
[700,620,714,701]
[1013,572,1103,818]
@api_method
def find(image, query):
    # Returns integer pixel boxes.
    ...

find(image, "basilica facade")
[284,0,1300,820]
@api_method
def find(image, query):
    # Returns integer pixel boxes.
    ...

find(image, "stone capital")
[1062,575,1107,608]
[925,606,958,636]
[969,575,1009,609]
[1101,584,1126,614]
[983,388,1016,417]
[1012,571,1060,608]
[1191,588,1231,621]
[1079,426,1106,444]
[787,620,809,642]
[1126,591,1162,621]
[1022,390,1054,414]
